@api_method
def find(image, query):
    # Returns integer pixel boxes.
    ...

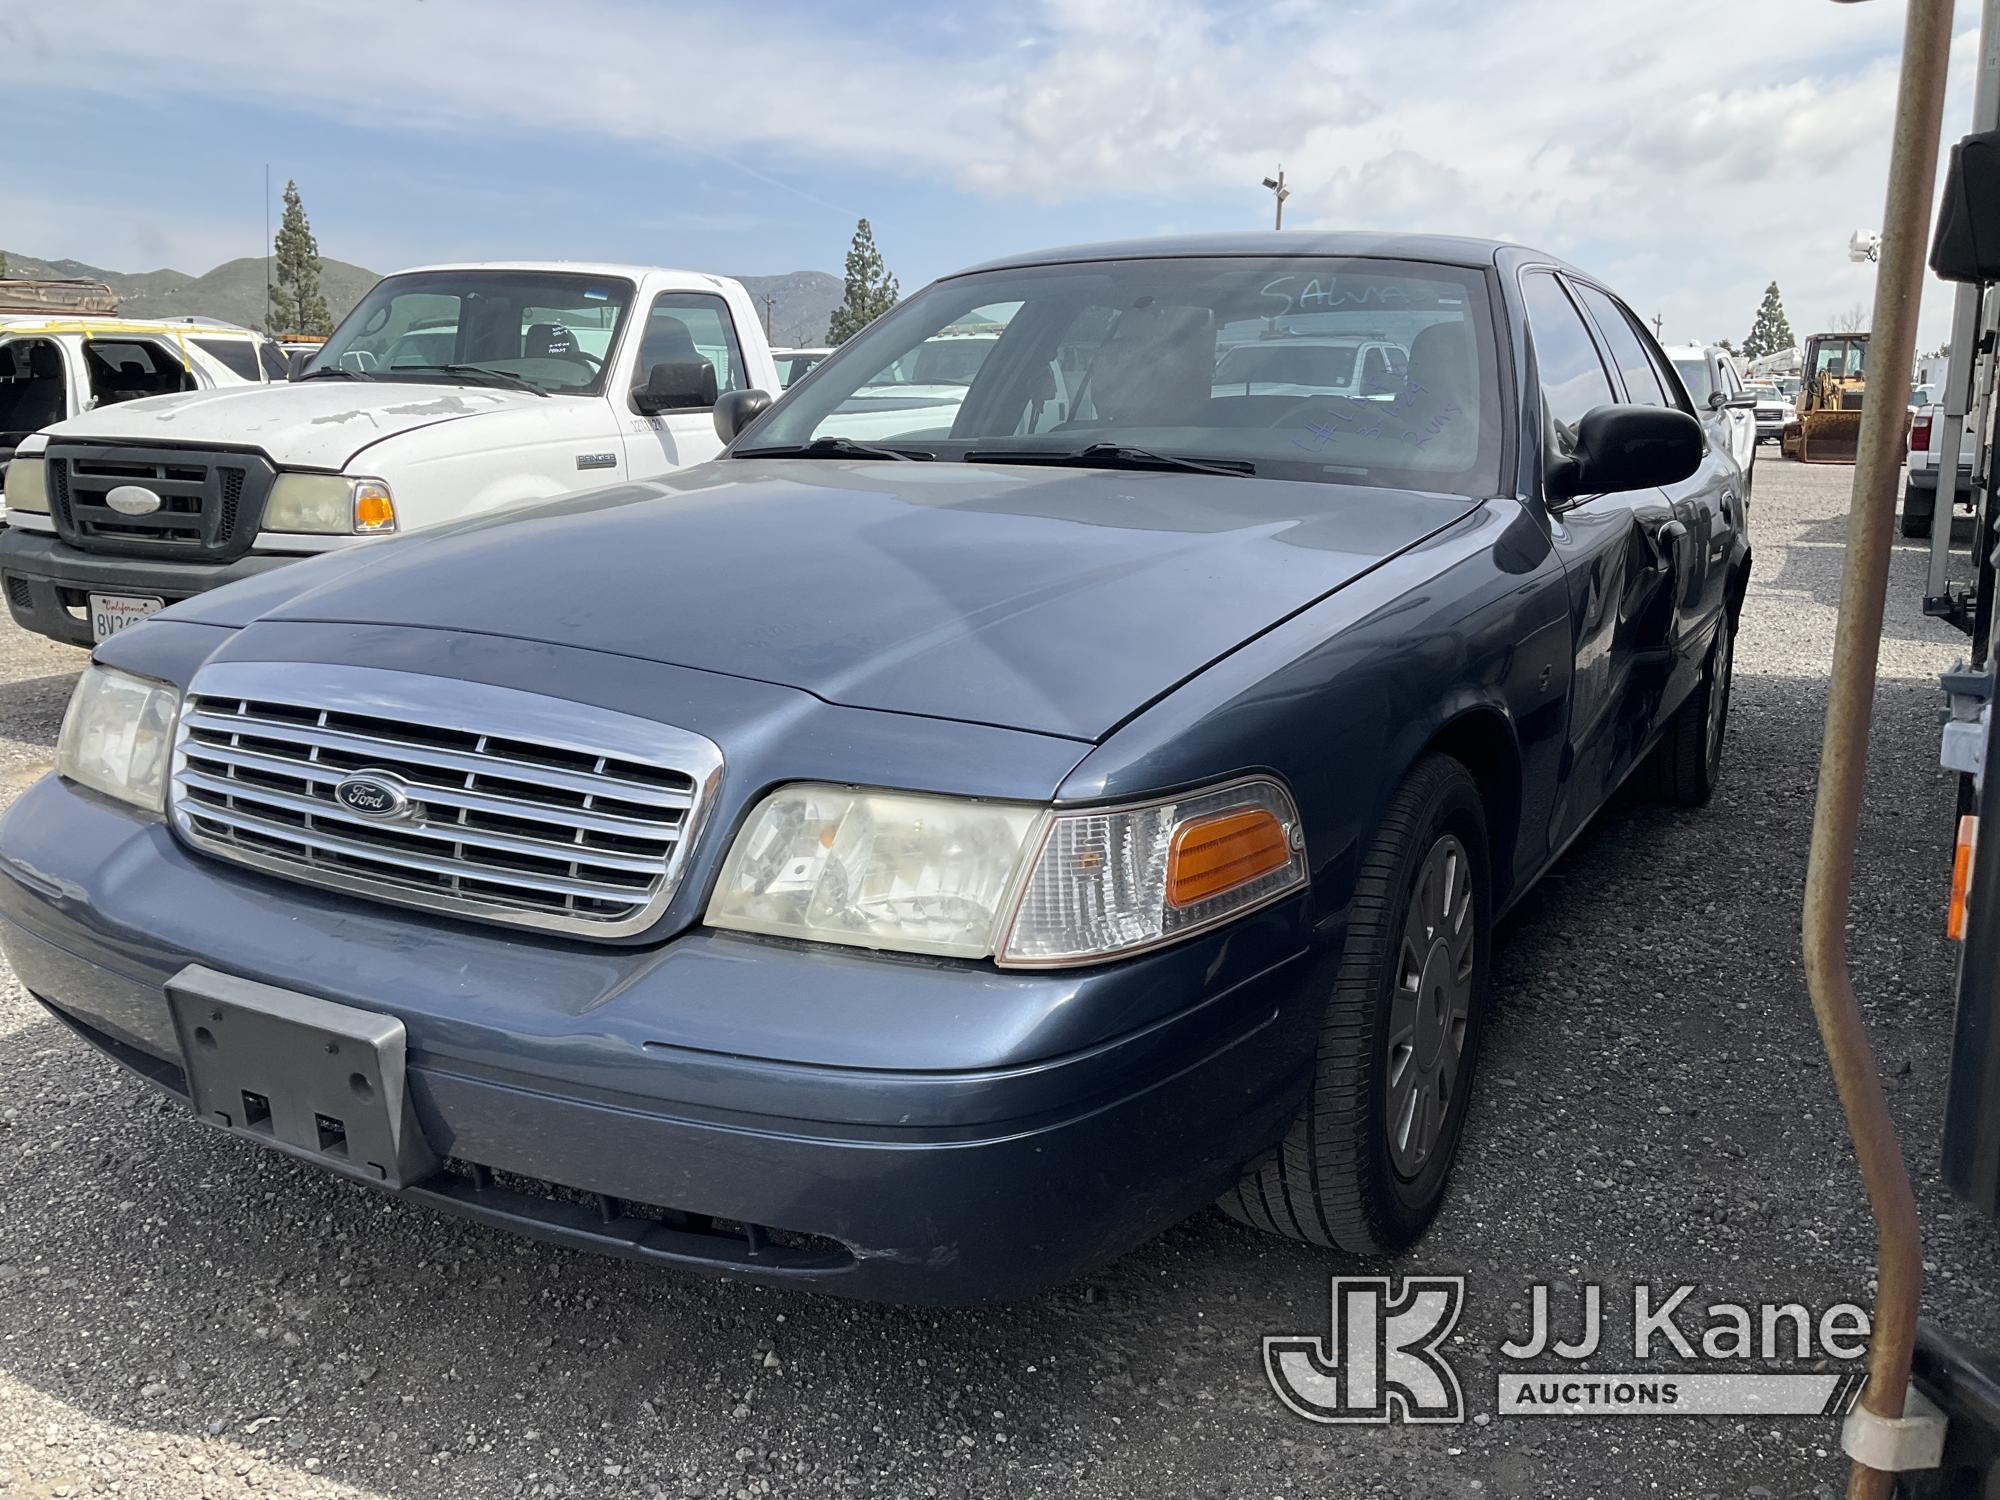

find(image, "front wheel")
[1221,754,1491,1254]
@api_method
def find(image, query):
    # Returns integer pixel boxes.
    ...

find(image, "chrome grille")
[170,663,723,938]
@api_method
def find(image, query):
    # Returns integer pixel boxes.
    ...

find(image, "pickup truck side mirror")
[714,389,773,444]
[1548,404,1704,502]
[1721,392,1759,410]
[632,359,718,415]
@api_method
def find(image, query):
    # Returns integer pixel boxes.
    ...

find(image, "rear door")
[1520,270,1681,845]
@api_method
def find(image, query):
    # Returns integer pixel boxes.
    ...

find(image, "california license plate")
[89,593,164,642]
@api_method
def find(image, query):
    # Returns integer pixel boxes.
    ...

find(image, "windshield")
[1813,337,1867,379]
[308,270,634,395]
[741,256,1502,495]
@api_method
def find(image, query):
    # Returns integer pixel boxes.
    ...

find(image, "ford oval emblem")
[105,484,163,517]
[332,771,417,821]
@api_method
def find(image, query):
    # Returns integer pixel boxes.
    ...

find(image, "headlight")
[707,785,1047,959]
[55,665,181,814]
[264,474,397,534]
[705,777,1307,967]
[3,456,48,515]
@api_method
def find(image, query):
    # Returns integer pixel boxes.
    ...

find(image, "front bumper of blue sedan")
[0,774,1325,1304]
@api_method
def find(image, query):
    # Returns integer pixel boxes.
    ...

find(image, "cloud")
[7,0,1980,347]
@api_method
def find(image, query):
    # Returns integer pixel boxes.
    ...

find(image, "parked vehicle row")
[0,231,1750,1302]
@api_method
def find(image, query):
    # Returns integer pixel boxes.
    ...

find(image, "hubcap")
[1387,833,1475,1179]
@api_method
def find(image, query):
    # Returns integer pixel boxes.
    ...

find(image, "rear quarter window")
[193,337,263,381]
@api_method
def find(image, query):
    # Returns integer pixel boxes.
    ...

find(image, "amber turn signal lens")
[1166,808,1292,909]
[353,482,397,533]
[1950,813,1977,941]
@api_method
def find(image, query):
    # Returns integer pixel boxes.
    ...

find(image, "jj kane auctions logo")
[1266,1278,1873,1423]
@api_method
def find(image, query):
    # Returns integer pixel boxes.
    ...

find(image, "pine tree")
[270,180,332,337]
[826,219,899,344]
[1741,282,1795,361]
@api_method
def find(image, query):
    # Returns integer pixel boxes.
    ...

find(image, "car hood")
[171,459,1477,741]
[41,381,539,470]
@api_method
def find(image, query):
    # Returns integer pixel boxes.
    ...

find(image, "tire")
[1644,608,1734,806]
[1220,753,1491,1255]
[1901,482,1936,539]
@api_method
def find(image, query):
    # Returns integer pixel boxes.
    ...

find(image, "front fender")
[1061,498,1571,944]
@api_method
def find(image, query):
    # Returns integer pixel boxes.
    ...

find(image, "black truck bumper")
[0,526,296,647]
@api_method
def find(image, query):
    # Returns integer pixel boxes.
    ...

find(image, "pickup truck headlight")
[3,456,48,515]
[56,665,181,814]
[705,777,1307,967]
[264,474,397,535]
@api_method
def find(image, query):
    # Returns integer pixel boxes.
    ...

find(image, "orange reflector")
[1950,814,1978,941]
[1166,808,1291,909]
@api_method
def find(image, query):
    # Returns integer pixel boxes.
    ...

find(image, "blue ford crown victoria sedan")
[0,234,1745,1302]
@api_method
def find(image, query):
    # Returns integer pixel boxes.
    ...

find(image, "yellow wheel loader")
[1780,331,1882,464]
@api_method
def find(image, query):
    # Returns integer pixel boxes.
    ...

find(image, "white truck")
[0,305,281,488]
[0,261,779,645]
[1906,400,1980,538]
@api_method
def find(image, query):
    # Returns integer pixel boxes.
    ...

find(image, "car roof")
[948,231,1573,278]
[1662,343,1728,359]
[391,260,730,286]
[0,316,259,338]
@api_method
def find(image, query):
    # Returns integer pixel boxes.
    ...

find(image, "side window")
[0,338,69,445]
[1362,345,1396,398]
[637,293,747,405]
[82,338,194,404]
[1574,285,1669,407]
[1521,272,1615,444]
[192,337,262,381]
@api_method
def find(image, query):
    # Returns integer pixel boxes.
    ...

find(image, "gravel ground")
[0,456,1994,1500]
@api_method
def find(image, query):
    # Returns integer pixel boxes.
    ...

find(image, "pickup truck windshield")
[741,256,1503,496]
[307,270,634,396]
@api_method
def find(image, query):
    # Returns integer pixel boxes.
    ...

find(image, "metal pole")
[1800,3,1952,1495]
[1928,0,2000,611]
[263,163,271,333]
[1275,169,1285,231]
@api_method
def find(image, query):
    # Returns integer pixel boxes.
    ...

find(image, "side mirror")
[632,359,718,415]
[1548,404,1703,501]
[714,388,773,444]
[1932,130,2000,284]
[1721,392,1759,410]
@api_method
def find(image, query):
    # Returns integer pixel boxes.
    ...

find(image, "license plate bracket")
[89,593,164,642]
[165,964,437,1188]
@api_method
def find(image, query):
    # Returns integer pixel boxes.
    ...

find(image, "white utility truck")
[1,262,779,645]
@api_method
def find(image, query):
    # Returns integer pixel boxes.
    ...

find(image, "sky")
[4,0,1985,353]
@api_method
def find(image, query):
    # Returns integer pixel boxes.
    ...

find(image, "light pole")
[1652,312,1665,341]
[1261,170,1290,230]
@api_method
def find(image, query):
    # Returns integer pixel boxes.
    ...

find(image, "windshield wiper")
[296,366,374,381]
[967,443,1255,478]
[734,436,929,462]
[396,364,551,398]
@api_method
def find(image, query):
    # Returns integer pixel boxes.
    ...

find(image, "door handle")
[1648,518,1687,575]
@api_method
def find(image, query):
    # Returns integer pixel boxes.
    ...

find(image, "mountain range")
[2,251,844,348]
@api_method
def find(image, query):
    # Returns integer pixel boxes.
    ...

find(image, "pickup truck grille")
[170,664,724,939]
[45,441,275,560]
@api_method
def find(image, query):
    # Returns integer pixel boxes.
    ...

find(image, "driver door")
[1521,271,1685,849]
[623,292,742,480]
